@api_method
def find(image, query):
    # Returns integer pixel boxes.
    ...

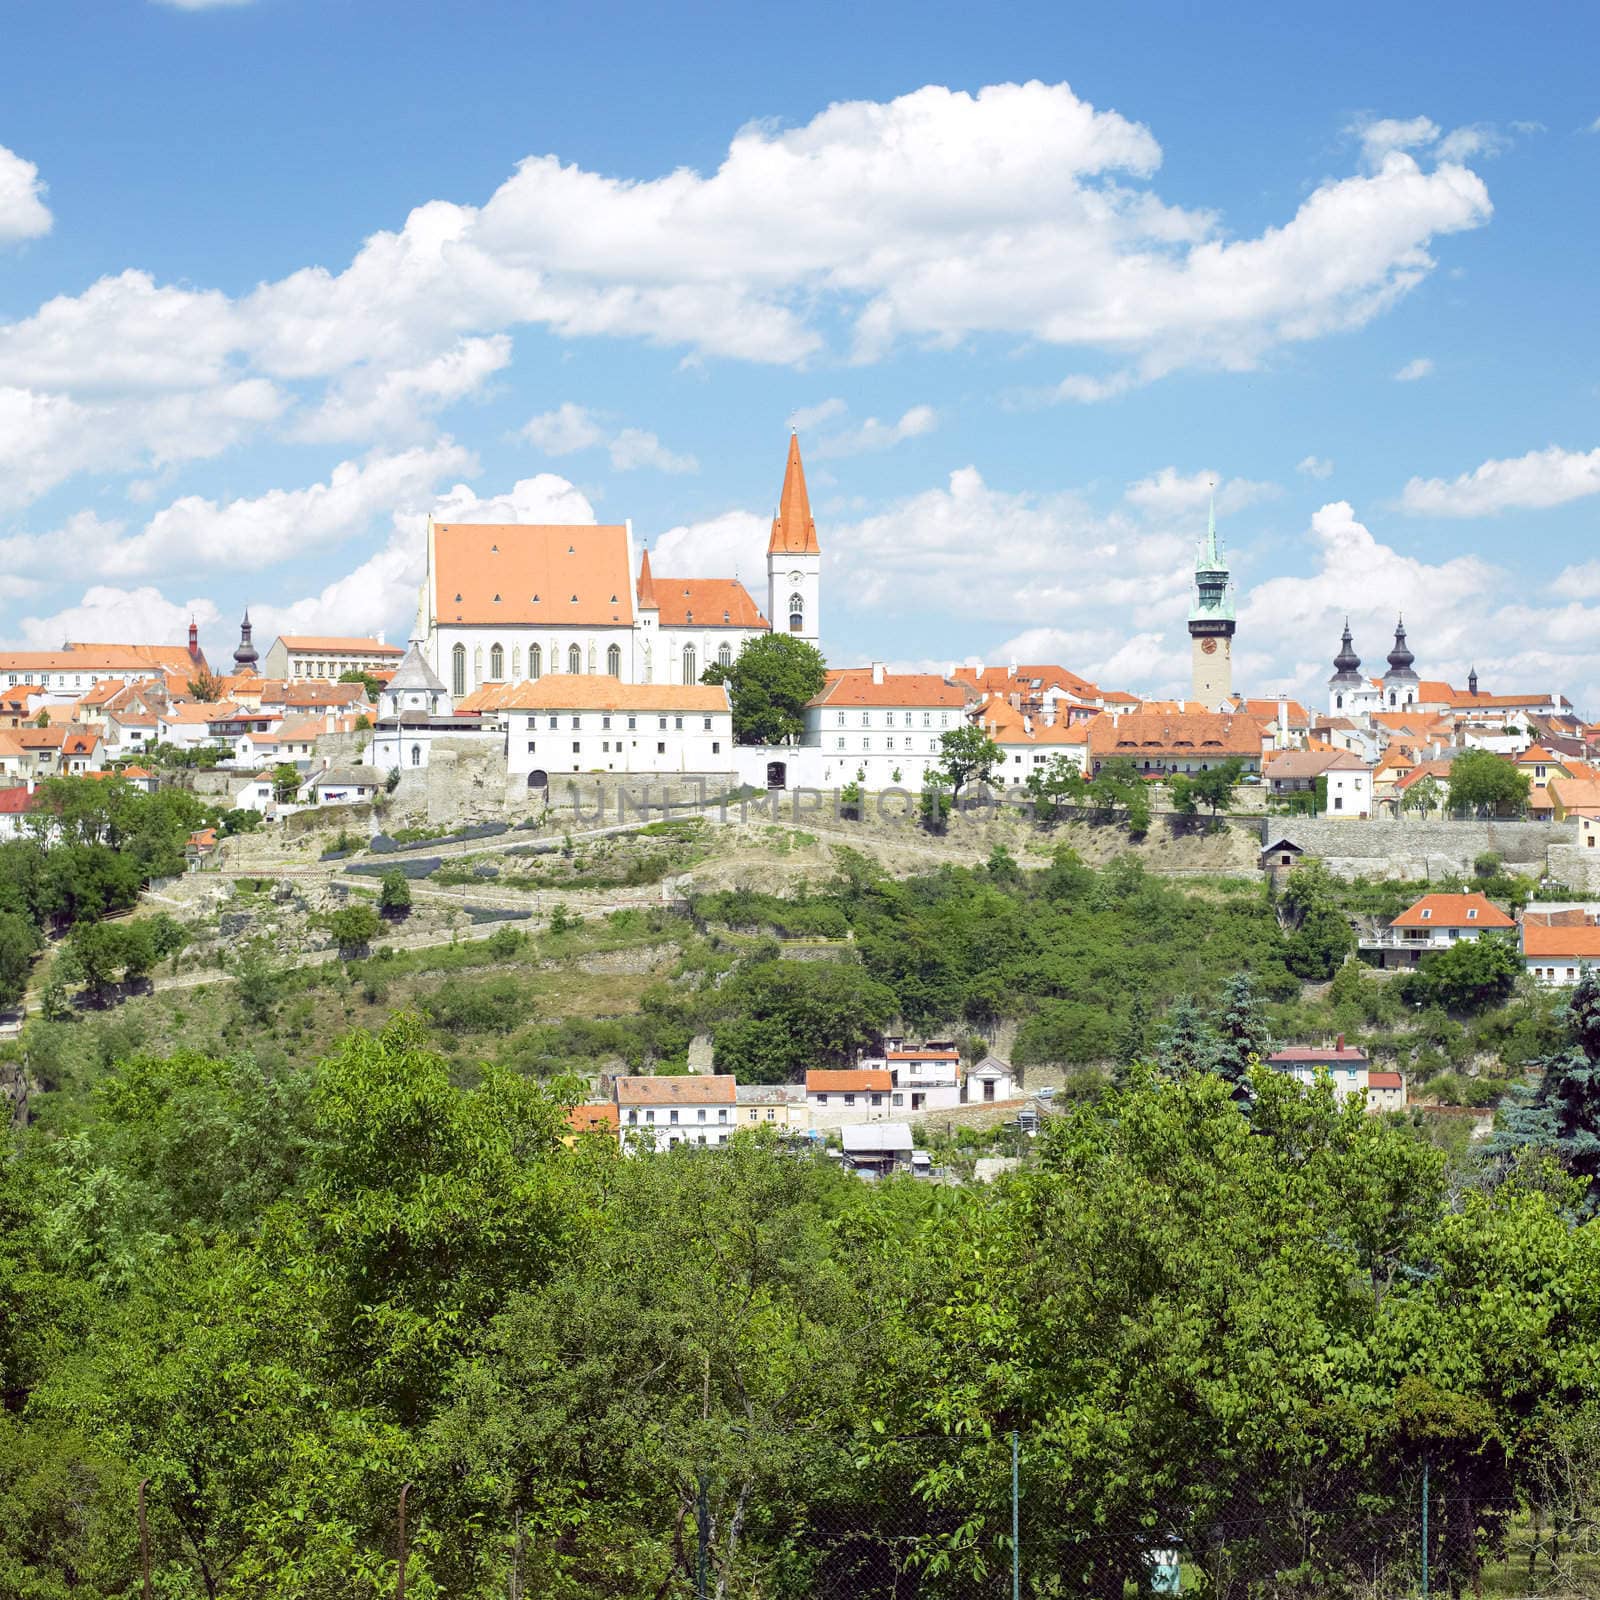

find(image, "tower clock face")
[1201,638,1217,655]
[788,570,803,584]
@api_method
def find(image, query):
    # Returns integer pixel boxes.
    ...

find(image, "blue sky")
[2,0,1597,708]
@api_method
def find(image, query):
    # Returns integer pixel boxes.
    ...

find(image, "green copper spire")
[1188,489,1234,623]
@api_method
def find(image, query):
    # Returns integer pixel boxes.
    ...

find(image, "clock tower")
[1188,495,1235,705]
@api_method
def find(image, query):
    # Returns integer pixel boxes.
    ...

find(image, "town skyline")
[2,1,1598,708]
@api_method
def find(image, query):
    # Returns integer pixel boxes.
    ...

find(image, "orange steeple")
[769,431,819,555]
[637,546,658,609]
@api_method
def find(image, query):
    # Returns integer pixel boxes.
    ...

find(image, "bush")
[329,903,381,955]
[378,870,413,915]
[424,974,532,1034]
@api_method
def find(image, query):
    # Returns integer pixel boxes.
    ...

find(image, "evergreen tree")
[1153,996,1220,1077]
[1114,994,1152,1086]
[1493,972,1600,1205]
[1212,972,1273,1095]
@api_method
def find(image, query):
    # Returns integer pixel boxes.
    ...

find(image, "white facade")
[262,636,401,681]
[616,1076,737,1150]
[1325,764,1373,817]
[232,775,277,813]
[963,1057,1018,1104]
[805,1071,898,1128]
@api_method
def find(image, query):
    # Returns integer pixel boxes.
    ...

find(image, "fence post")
[137,1477,151,1600]
[1011,1430,1021,1600]
[396,1482,411,1600]
[1421,1458,1429,1600]
[696,1472,710,1600]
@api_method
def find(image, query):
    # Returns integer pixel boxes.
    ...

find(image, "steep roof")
[768,433,819,555]
[615,1075,737,1106]
[433,523,635,627]
[1391,892,1514,930]
[567,1103,621,1133]
[635,547,658,610]
[456,675,730,714]
[1549,777,1600,814]
[810,669,966,710]
[651,578,768,629]
[953,663,1102,699]
[386,640,448,697]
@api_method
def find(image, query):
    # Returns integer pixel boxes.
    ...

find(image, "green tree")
[1024,753,1087,822]
[1153,996,1219,1075]
[272,762,302,803]
[338,668,384,700]
[1212,971,1273,1095]
[1402,932,1521,1013]
[378,868,413,916]
[839,768,865,820]
[1285,903,1356,979]
[1187,759,1243,818]
[0,913,42,1009]
[328,902,381,955]
[700,633,827,745]
[711,960,896,1083]
[918,777,952,834]
[1403,773,1444,816]
[934,723,1003,804]
[1448,749,1530,817]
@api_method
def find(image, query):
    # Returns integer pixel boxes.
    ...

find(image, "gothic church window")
[788,592,804,633]
[682,646,697,684]
[451,645,466,699]
[568,645,582,675]
[717,643,732,669]
[490,643,504,680]
[607,643,622,677]
[530,644,541,680]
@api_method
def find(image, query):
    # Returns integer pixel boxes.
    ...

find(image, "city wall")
[1274,818,1576,881]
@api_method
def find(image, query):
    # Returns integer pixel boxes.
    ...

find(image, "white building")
[261,635,403,682]
[1359,891,1517,970]
[963,1056,1018,1104]
[0,635,208,701]
[805,1068,896,1128]
[784,665,968,793]
[461,675,733,792]
[616,1074,736,1149]
[1522,915,1600,987]
[860,1040,964,1115]
[419,435,819,701]
[300,767,379,807]
[232,772,277,813]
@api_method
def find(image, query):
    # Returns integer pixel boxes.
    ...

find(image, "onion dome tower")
[232,608,260,674]
[1327,619,1364,714]
[1382,617,1419,708]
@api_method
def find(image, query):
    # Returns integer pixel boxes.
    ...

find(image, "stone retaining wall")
[1272,818,1575,880]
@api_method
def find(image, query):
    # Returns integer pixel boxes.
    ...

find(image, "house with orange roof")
[62,731,103,775]
[1547,776,1600,823]
[0,731,30,779]
[970,693,1091,784]
[1361,891,1516,970]
[1388,758,1457,815]
[800,663,969,792]
[953,661,1105,718]
[1515,745,1574,816]
[0,636,208,700]
[614,1073,736,1150]
[423,435,807,702]
[1522,913,1600,987]
[0,783,47,840]
[805,1068,895,1127]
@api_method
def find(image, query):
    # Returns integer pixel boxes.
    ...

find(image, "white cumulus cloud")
[1123,467,1279,518]
[1394,356,1434,381]
[0,145,52,245]
[812,405,938,459]
[1296,455,1335,479]
[1400,444,1600,516]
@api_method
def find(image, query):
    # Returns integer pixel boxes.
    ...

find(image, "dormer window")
[567,545,575,554]
[454,593,462,602]
[1467,908,1478,920]
[493,594,501,603]
[570,595,578,603]
[1420,909,1432,920]
[532,593,540,602]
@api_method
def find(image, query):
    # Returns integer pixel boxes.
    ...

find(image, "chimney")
[871,661,885,686]
[1008,661,1017,680]
[1336,1033,1345,1053]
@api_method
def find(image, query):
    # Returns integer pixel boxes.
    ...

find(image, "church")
[421,433,822,698]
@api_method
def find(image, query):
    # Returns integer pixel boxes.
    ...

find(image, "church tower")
[1382,618,1419,709]
[767,431,820,646]
[232,608,259,675]
[1328,619,1364,716]
[1188,497,1235,705]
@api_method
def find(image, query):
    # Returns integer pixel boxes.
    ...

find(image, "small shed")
[963,1055,1017,1104]
[1260,835,1305,873]
[841,1120,914,1179]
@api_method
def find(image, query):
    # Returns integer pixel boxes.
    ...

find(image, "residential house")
[1521,912,1600,988]
[261,635,403,682]
[858,1039,964,1114]
[1268,1039,1404,1111]
[1360,891,1516,970]
[615,1074,736,1149]
[0,638,207,700]
[0,731,29,780]
[970,694,1091,785]
[61,731,102,775]
[1266,748,1372,815]
[565,1103,622,1144]
[733,1083,810,1133]
[300,767,379,807]
[232,772,277,813]
[0,784,44,840]
[158,701,229,752]
[1547,776,1600,824]
[799,664,970,792]
[806,1068,895,1127]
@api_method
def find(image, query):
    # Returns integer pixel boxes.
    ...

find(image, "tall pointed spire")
[636,545,658,610]
[232,606,258,672]
[769,430,819,555]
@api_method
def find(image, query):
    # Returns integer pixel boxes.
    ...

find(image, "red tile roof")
[811,669,966,709]
[650,578,768,629]
[1270,1045,1370,1064]
[0,788,42,815]
[433,523,635,628]
[806,1069,892,1093]
[567,1103,622,1132]
[1087,710,1262,760]
[276,636,403,654]
[457,676,729,714]
[1391,893,1514,930]
[1368,1072,1405,1089]
[615,1075,736,1106]
[1522,925,1600,958]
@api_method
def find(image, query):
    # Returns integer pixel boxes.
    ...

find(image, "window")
[703,716,712,731]
[712,741,720,754]
[489,643,504,680]
[571,716,580,730]
[815,1093,828,1105]
[836,738,845,751]
[572,742,580,753]
[674,716,683,731]
[697,1108,707,1121]
[1467,908,1478,920]
[1420,909,1432,920]
[548,715,558,729]
[527,741,536,753]
[451,644,466,698]
[568,645,582,675]
[530,644,542,680]
[923,712,930,727]
[411,744,421,766]
[607,643,622,677]
[862,712,870,727]
[627,715,636,730]
[886,737,895,751]
[682,646,696,684]
[837,712,846,727]
[892,1092,903,1107]
[1333,795,1343,811]
[788,592,804,633]
[657,742,666,754]
[669,1109,679,1124]
[843,1093,855,1106]
[765,1108,775,1121]
[628,1109,637,1124]
[659,717,667,730]
[717,643,732,669]
[602,715,611,730]
[870,1093,882,1106]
